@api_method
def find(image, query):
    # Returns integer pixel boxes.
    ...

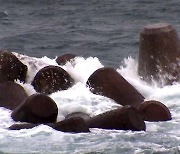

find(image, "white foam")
[61,56,104,83]
[50,82,121,121]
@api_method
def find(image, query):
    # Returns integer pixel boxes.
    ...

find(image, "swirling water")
[0,0,180,153]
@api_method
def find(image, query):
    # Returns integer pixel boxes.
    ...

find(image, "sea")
[0,0,180,153]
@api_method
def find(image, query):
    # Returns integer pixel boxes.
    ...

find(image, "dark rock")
[138,23,180,85]
[0,81,28,110]
[0,51,27,83]
[31,65,74,94]
[86,106,146,131]
[138,100,172,121]
[11,93,58,123]
[87,67,144,108]
[56,54,76,65]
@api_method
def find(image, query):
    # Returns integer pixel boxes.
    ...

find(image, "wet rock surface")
[31,65,74,94]
[11,93,58,123]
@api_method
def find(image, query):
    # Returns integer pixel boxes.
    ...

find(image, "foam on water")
[1,53,180,153]
[61,56,104,84]
[50,82,120,121]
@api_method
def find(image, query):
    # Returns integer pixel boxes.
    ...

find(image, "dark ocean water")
[1,0,180,67]
[1,1,180,154]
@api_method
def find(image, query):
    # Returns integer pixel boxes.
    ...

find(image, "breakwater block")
[65,112,91,122]
[31,65,74,94]
[138,23,180,85]
[56,53,76,65]
[11,93,58,123]
[9,117,90,133]
[49,117,90,133]
[86,106,146,131]
[9,123,39,130]
[138,100,172,122]
[87,67,144,108]
[0,81,28,110]
[0,51,27,83]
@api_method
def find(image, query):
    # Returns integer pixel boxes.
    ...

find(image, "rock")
[49,117,90,133]
[31,65,74,94]
[0,81,28,110]
[11,93,58,123]
[0,51,27,83]
[138,100,172,121]
[86,106,146,131]
[56,54,76,65]
[87,67,144,108]
[138,23,180,85]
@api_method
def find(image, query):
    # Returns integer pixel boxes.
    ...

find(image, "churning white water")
[0,53,180,154]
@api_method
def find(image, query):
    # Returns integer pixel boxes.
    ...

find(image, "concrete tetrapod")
[65,112,91,121]
[9,123,39,130]
[138,23,180,85]
[0,81,28,110]
[87,67,172,122]
[138,100,172,122]
[31,65,74,94]
[9,106,145,132]
[49,117,90,133]
[9,117,90,133]
[87,67,145,108]
[86,106,146,131]
[56,54,76,65]
[0,51,27,83]
[11,93,58,123]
